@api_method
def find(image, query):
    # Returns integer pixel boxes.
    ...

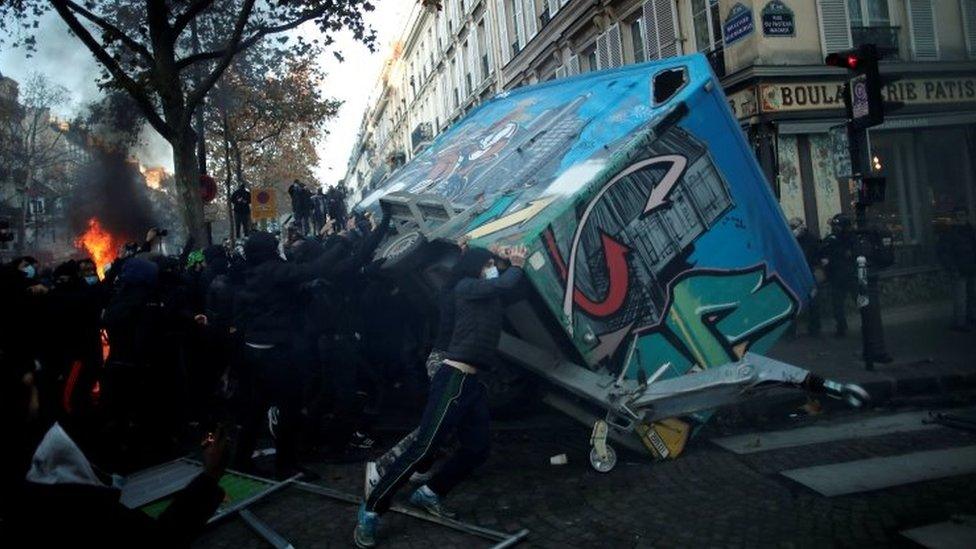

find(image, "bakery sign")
[759,76,976,113]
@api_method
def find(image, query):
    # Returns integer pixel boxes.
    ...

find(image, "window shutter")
[548,0,560,17]
[555,66,567,79]
[908,0,939,60]
[568,54,581,75]
[964,0,976,58]
[816,0,853,56]
[655,0,681,57]
[642,0,660,60]
[497,0,511,64]
[596,31,610,69]
[524,0,538,39]
[607,23,624,68]
[513,0,526,50]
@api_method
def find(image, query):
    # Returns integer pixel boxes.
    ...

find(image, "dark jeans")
[316,335,365,450]
[365,365,489,514]
[829,283,855,335]
[236,344,302,473]
[234,209,250,238]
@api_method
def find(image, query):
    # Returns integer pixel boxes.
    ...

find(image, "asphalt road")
[193,402,976,549]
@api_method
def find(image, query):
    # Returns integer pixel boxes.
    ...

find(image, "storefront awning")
[777,111,976,135]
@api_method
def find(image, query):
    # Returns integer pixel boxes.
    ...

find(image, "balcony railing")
[851,26,900,57]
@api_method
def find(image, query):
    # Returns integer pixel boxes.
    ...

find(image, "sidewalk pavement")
[766,300,976,406]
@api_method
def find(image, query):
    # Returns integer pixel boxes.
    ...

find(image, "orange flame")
[75,218,122,279]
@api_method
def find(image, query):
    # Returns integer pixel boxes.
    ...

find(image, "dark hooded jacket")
[444,248,523,371]
[236,217,390,345]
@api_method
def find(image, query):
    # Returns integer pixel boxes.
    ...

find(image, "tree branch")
[175,8,324,72]
[183,0,256,117]
[49,0,172,140]
[172,0,216,35]
[61,0,155,64]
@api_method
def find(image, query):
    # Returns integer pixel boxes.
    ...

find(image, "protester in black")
[234,215,390,477]
[936,207,976,331]
[819,214,857,337]
[9,420,227,548]
[230,184,252,238]
[355,244,527,548]
[311,188,328,235]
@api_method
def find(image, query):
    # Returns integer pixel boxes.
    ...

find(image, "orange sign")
[251,188,278,220]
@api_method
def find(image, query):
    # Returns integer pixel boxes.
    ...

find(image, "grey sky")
[0,3,408,187]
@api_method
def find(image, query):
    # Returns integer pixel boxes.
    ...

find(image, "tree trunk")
[171,127,208,247]
[222,110,235,246]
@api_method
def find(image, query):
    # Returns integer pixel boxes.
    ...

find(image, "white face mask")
[483,266,499,280]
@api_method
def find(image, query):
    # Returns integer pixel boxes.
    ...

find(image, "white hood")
[25,422,104,487]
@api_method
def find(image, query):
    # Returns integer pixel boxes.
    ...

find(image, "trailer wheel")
[589,445,617,473]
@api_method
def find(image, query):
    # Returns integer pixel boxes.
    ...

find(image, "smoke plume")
[66,149,159,244]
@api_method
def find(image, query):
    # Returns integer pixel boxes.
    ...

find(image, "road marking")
[711,410,942,454]
[900,517,976,549]
[780,445,976,497]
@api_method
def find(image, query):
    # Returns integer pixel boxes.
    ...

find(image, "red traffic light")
[825,51,861,70]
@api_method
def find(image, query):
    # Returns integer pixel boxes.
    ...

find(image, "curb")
[712,369,976,429]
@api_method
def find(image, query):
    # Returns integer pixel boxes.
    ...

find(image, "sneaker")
[267,406,280,439]
[364,461,379,501]
[350,431,375,449]
[409,470,434,484]
[408,485,456,519]
[354,504,379,548]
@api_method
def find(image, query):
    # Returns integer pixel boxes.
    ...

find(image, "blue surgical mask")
[85,275,99,285]
[21,264,36,279]
[483,266,499,280]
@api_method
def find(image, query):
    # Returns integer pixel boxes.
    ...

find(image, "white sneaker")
[364,461,379,500]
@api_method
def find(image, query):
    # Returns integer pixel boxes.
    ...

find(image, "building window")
[691,0,725,76]
[585,46,598,72]
[629,18,646,64]
[847,0,899,55]
[847,0,890,27]
[477,20,490,78]
[28,197,45,218]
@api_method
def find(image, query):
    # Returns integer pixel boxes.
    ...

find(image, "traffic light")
[825,44,884,129]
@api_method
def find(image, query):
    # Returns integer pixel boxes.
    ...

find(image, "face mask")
[21,264,36,279]
[483,266,499,280]
[85,275,99,285]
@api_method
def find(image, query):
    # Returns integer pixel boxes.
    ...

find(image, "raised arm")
[454,244,528,300]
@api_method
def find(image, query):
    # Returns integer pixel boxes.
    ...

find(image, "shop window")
[691,0,725,76]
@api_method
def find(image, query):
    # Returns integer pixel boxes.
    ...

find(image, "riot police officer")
[819,214,857,337]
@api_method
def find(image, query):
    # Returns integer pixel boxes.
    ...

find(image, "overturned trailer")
[357,54,868,471]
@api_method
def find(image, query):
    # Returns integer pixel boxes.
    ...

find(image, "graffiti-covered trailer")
[359,54,867,471]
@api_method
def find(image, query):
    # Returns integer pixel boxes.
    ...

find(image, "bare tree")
[0,72,72,250]
[1,0,376,244]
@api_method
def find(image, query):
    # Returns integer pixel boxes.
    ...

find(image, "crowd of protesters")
[0,203,528,547]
